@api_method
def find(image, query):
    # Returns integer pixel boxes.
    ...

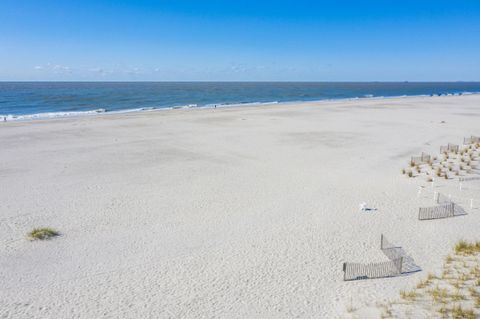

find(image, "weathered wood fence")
[410,152,431,165]
[342,235,405,281]
[464,136,480,145]
[440,143,459,154]
[459,176,480,182]
[418,202,466,220]
[435,192,451,204]
[343,258,403,281]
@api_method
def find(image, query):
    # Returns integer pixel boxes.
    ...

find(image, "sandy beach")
[1,94,480,318]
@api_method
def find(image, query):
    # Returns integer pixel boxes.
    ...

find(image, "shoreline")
[1,91,479,124]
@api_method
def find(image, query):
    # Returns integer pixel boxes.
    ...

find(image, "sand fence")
[418,193,467,220]
[439,143,459,154]
[342,235,419,281]
[459,176,480,182]
[435,192,453,204]
[410,152,431,165]
[463,135,480,145]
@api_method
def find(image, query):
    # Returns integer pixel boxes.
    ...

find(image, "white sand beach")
[1,94,480,318]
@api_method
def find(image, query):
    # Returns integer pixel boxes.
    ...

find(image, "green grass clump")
[27,227,60,240]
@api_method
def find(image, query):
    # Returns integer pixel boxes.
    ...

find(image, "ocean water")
[1,82,480,120]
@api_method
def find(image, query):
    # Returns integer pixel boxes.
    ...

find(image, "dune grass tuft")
[451,305,475,319]
[455,240,480,255]
[364,240,480,318]
[27,227,60,240]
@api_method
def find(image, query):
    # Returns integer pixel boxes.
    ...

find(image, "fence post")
[380,234,384,250]
[343,263,346,281]
[399,257,403,274]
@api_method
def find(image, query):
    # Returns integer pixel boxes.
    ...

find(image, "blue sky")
[1,0,479,81]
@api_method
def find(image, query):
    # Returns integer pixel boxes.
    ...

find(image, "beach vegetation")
[376,240,480,318]
[455,240,480,255]
[429,286,449,303]
[27,227,60,240]
[400,290,417,301]
[452,290,465,301]
[417,278,429,289]
[427,273,437,281]
[451,305,475,319]
[436,168,443,177]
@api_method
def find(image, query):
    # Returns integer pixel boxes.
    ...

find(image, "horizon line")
[1,80,480,83]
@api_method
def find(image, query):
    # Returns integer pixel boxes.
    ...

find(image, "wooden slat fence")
[435,192,452,204]
[342,235,407,281]
[410,152,431,165]
[343,258,403,281]
[464,136,480,145]
[418,202,466,220]
[440,143,459,154]
[459,176,480,182]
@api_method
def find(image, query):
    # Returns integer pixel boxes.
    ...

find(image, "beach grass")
[27,227,60,240]
[366,240,480,318]
[455,241,480,255]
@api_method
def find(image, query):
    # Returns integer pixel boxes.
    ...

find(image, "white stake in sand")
[459,182,463,191]
[417,186,422,197]
[433,191,438,202]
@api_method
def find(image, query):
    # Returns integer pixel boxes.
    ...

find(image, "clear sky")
[1,0,479,81]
